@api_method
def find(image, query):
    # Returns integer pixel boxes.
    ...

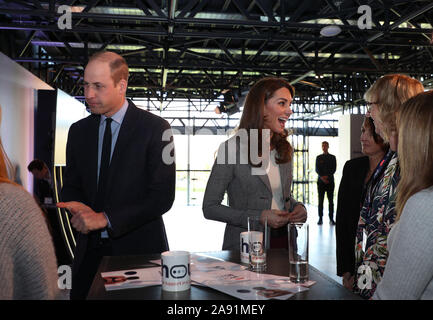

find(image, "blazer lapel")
[257,173,272,193]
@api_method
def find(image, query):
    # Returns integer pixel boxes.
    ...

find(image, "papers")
[101,254,316,300]
[190,253,315,300]
[101,267,161,291]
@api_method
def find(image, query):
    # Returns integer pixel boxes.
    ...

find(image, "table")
[87,249,361,300]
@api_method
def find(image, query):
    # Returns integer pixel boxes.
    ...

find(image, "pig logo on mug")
[252,241,262,252]
[161,263,190,279]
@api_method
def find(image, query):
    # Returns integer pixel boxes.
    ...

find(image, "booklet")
[189,253,316,300]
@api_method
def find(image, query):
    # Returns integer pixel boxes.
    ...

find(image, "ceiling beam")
[367,2,433,42]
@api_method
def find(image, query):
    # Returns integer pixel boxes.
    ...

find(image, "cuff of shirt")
[102,212,112,229]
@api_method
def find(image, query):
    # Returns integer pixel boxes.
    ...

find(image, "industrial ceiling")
[1,0,433,121]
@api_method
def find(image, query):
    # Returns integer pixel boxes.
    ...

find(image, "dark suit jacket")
[316,153,337,184]
[34,179,53,205]
[335,156,369,276]
[61,100,176,271]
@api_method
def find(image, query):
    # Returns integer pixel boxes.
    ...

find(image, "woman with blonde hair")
[373,90,433,299]
[353,74,424,299]
[203,77,307,251]
[0,107,60,299]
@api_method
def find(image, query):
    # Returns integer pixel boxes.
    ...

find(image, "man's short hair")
[87,51,129,86]
[322,141,329,146]
[27,159,46,172]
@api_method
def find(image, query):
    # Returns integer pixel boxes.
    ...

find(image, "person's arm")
[315,155,320,175]
[12,188,60,299]
[284,191,307,223]
[61,123,86,203]
[331,155,337,175]
[373,191,433,300]
[336,161,354,276]
[202,143,263,229]
[105,120,176,238]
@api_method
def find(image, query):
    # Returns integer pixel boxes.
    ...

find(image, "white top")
[373,186,433,300]
[268,149,284,210]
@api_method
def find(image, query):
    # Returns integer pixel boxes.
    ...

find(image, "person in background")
[336,117,388,290]
[27,159,53,207]
[315,141,336,225]
[353,74,424,299]
[373,91,433,300]
[28,159,71,266]
[203,77,307,251]
[0,109,60,300]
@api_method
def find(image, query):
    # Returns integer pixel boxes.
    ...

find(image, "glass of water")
[288,222,309,283]
[248,215,268,272]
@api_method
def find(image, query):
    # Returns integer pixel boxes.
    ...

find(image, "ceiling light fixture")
[320,25,342,37]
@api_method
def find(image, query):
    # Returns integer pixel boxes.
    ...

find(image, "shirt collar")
[101,99,129,125]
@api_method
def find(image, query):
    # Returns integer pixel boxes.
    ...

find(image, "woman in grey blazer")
[203,77,307,251]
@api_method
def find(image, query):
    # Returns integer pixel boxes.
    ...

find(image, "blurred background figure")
[27,159,53,208]
[373,91,433,300]
[336,117,388,290]
[27,159,71,266]
[315,141,336,225]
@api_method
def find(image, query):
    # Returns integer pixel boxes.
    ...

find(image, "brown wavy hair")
[395,91,433,220]
[364,74,424,142]
[238,77,294,166]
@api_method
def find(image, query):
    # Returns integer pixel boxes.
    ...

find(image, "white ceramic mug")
[161,251,191,292]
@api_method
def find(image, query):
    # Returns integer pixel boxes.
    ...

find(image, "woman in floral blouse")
[353,74,424,299]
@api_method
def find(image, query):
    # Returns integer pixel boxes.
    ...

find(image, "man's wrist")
[101,212,111,229]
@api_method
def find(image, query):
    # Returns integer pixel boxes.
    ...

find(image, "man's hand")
[287,204,307,223]
[320,175,329,184]
[57,201,108,234]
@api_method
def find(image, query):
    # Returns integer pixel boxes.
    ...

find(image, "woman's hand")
[287,204,307,223]
[342,272,354,291]
[260,209,290,229]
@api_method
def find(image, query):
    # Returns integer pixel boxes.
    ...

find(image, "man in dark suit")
[315,141,336,225]
[58,51,176,300]
[28,159,71,265]
[27,159,53,207]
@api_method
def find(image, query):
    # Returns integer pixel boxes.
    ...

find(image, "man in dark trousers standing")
[315,141,336,225]
[58,51,176,300]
